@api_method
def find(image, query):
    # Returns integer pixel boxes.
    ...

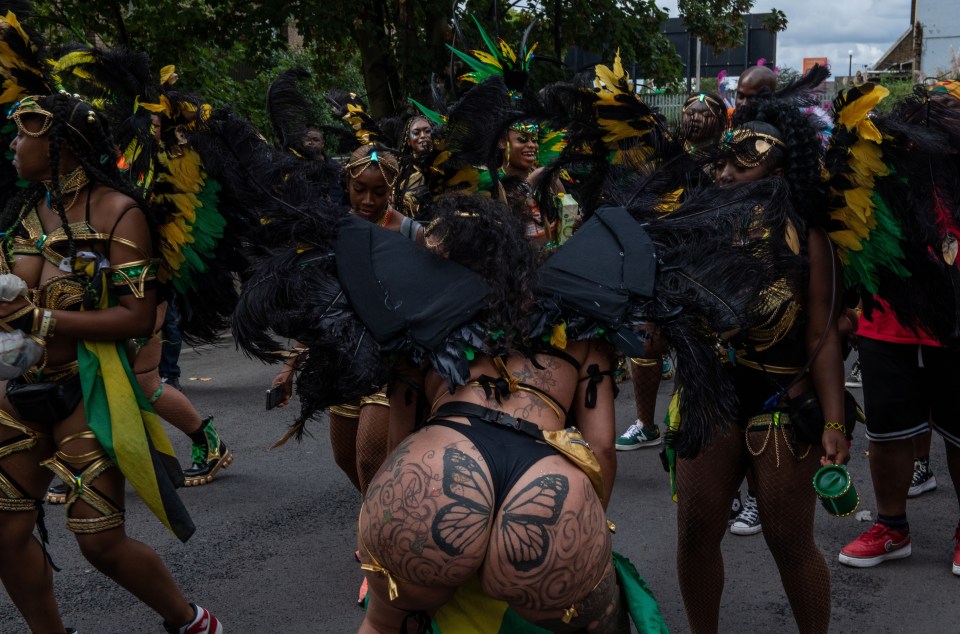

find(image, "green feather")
[446,45,499,81]
[407,98,445,126]
[470,14,502,62]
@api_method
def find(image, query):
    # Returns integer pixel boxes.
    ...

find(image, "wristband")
[38,309,56,338]
[824,421,846,436]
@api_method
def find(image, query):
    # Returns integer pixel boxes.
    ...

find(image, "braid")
[46,96,77,261]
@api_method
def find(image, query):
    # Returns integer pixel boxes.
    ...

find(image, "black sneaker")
[46,482,68,505]
[183,418,233,486]
[161,376,183,391]
[731,493,762,535]
[907,458,937,497]
[844,360,862,388]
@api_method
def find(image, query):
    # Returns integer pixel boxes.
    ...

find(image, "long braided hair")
[3,92,153,262]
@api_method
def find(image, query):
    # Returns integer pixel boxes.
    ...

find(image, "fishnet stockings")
[356,404,390,497]
[630,358,662,425]
[676,424,829,633]
[329,413,360,492]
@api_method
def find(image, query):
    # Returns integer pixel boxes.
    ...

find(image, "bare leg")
[329,412,361,492]
[133,304,203,436]
[0,408,63,633]
[53,404,195,626]
[869,439,914,516]
[630,357,662,429]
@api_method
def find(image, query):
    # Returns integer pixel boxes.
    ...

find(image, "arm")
[52,200,157,341]
[387,363,425,452]
[572,340,618,508]
[804,228,848,466]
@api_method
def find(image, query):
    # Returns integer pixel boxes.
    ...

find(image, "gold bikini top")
[2,206,160,310]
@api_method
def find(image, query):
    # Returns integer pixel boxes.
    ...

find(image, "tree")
[678,1,787,53]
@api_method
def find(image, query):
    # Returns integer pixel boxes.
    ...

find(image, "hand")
[838,307,859,340]
[271,368,294,409]
[820,428,849,466]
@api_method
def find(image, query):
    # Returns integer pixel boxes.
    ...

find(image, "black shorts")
[859,337,960,446]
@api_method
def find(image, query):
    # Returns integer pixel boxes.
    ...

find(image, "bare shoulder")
[88,185,144,230]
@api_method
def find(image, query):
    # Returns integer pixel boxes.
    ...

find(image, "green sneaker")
[183,417,233,486]
[615,421,663,450]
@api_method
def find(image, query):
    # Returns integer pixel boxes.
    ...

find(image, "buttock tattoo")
[432,446,568,572]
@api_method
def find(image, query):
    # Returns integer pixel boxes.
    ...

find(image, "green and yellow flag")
[78,339,195,542]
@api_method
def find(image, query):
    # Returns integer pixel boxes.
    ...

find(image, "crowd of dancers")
[0,3,959,633]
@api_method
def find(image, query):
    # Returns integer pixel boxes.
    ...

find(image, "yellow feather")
[159,65,177,86]
[498,38,517,64]
[828,229,865,251]
[51,50,96,75]
[470,50,502,70]
[837,84,889,130]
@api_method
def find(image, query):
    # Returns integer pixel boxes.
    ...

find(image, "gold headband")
[344,149,397,186]
[7,95,95,148]
[683,93,724,113]
[720,128,785,168]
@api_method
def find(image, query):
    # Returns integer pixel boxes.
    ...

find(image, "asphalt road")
[1,344,958,633]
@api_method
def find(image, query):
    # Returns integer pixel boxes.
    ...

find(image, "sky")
[657,1,912,74]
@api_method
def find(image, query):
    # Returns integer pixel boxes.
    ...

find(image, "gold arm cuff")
[107,258,160,299]
[629,357,661,367]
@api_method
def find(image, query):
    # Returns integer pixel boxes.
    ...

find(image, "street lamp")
[848,49,854,79]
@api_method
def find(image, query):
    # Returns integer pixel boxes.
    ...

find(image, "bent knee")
[75,529,125,569]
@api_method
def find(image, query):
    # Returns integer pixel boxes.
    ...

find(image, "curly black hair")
[3,92,152,260]
[731,98,828,226]
[423,192,536,348]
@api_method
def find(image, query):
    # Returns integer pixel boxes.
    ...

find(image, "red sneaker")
[165,605,223,634]
[839,523,911,568]
[357,577,369,606]
[953,528,960,577]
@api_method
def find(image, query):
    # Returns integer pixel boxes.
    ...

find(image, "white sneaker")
[615,421,663,450]
[844,360,862,388]
[731,493,762,535]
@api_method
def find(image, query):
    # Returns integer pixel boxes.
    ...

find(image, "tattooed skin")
[482,467,611,611]
[361,436,493,588]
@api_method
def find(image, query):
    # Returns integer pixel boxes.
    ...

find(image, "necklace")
[375,209,392,227]
[42,167,90,213]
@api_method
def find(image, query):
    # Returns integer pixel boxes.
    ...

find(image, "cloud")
[658,0,911,71]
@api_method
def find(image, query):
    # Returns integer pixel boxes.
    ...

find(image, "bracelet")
[38,310,56,338]
[824,421,846,435]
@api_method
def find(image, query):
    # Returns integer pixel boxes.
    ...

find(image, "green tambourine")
[813,465,860,517]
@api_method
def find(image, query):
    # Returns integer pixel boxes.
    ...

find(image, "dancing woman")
[0,92,221,634]
[272,144,420,495]
[674,100,847,633]
[358,194,623,633]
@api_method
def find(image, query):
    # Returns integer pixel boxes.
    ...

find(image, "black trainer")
[183,417,233,486]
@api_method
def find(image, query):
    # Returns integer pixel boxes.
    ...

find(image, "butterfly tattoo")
[431,446,569,572]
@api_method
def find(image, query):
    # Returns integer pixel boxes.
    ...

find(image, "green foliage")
[872,78,917,112]
[775,66,801,89]
[678,0,755,52]
[762,8,788,34]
